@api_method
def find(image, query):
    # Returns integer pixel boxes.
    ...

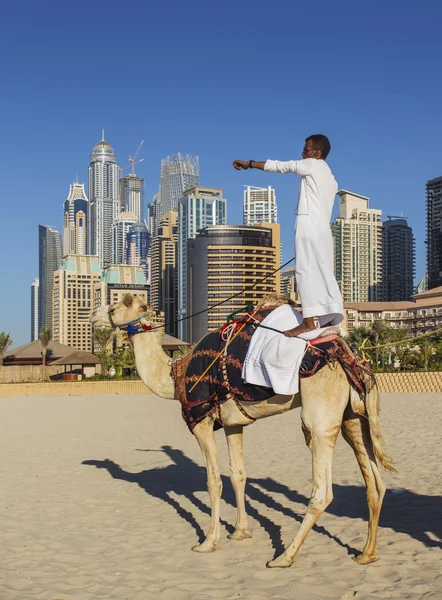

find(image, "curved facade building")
[126,221,151,282]
[187,224,281,342]
[88,135,119,269]
[112,211,138,265]
[160,153,199,217]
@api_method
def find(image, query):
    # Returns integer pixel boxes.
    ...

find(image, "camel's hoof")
[227,529,252,541]
[192,541,218,553]
[267,554,293,568]
[352,553,378,565]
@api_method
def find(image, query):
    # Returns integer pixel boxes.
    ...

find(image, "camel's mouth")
[90,306,112,328]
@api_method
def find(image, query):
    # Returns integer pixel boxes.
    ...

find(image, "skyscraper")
[243,185,277,225]
[52,255,101,351]
[38,225,62,332]
[112,212,138,265]
[126,221,151,282]
[383,217,415,301]
[88,133,119,269]
[150,211,178,336]
[31,278,39,341]
[426,176,442,290]
[159,153,199,217]
[147,190,161,236]
[63,180,88,256]
[120,174,145,222]
[331,190,383,302]
[187,224,281,342]
[178,186,227,340]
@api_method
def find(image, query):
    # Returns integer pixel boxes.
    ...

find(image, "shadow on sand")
[83,445,442,558]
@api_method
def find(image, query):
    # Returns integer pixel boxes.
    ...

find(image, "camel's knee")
[309,488,333,516]
[230,468,246,487]
[366,477,385,509]
[302,420,340,449]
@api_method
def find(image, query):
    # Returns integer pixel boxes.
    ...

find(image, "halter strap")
[108,311,153,335]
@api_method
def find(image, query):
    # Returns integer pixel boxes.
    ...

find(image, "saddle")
[172,309,374,432]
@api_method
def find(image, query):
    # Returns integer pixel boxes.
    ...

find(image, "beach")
[0,392,441,600]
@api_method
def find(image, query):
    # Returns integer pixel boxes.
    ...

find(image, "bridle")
[107,307,154,336]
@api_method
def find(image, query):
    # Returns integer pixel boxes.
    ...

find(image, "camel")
[90,293,394,568]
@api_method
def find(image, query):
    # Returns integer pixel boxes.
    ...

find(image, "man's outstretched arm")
[233,159,311,175]
[232,160,266,171]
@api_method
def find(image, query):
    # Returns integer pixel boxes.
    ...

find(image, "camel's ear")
[122,293,133,307]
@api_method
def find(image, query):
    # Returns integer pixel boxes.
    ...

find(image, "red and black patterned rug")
[172,308,375,432]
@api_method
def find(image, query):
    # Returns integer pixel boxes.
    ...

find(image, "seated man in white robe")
[233,134,344,337]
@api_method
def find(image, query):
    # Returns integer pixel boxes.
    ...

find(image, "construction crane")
[128,140,144,176]
[118,163,131,179]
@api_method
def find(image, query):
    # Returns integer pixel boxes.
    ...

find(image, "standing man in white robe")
[233,134,344,337]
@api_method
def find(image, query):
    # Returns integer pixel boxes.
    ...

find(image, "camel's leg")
[192,417,222,553]
[341,407,386,565]
[224,425,252,541]
[268,370,348,568]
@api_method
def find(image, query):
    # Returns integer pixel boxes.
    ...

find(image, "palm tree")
[345,326,371,353]
[92,327,114,353]
[0,332,13,366]
[92,327,115,375]
[417,339,437,372]
[39,327,51,367]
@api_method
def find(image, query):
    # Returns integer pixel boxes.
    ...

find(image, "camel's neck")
[132,332,176,399]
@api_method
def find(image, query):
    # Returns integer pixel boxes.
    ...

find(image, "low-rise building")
[344,285,442,336]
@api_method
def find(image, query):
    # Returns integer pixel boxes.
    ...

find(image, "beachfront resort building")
[186,223,281,343]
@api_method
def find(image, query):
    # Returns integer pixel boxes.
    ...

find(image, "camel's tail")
[364,384,396,472]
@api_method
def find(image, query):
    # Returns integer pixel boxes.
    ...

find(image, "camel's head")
[90,294,154,332]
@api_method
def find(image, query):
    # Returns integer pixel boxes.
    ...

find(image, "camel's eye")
[139,304,148,312]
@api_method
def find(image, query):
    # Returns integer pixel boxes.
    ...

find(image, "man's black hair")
[306,134,331,159]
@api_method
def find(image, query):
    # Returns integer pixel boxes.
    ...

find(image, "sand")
[0,392,441,600]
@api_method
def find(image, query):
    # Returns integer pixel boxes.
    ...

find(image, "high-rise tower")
[243,185,277,225]
[383,217,415,301]
[147,190,161,237]
[426,176,442,290]
[120,174,145,222]
[331,190,383,302]
[88,133,119,269]
[126,221,151,282]
[177,186,227,340]
[150,211,178,336]
[38,225,62,332]
[187,224,281,342]
[63,180,88,256]
[159,153,199,217]
[112,212,138,265]
[52,255,101,351]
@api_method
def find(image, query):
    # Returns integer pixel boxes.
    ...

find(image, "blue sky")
[1,0,442,347]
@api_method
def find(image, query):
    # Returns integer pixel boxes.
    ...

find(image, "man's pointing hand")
[232,160,250,170]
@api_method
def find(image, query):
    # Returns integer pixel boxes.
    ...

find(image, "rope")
[358,325,442,362]
[148,256,295,332]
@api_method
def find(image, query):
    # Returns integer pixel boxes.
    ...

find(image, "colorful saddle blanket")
[172,308,375,432]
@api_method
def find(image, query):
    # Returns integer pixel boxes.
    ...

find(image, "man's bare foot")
[284,318,316,338]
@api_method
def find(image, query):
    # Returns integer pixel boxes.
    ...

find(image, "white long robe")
[264,158,344,326]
